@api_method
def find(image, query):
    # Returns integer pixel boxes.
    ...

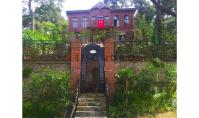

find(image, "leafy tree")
[35,21,61,41]
[134,14,154,41]
[162,17,176,41]
[23,20,68,43]
[34,3,62,23]
[104,0,133,8]
[22,0,35,29]
[23,14,33,29]
[56,18,69,41]
[23,29,50,41]
[133,0,176,44]
[34,0,64,7]
[81,30,90,43]
[23,0,68,43]
[144,4,156,22]
[150,0,176,17]
[104,0,176,44]
[150,0,176,44]
[22,0,65,29]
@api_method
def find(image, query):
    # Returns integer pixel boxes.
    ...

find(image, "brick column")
[70,38,81,95]
[104,38,115,100]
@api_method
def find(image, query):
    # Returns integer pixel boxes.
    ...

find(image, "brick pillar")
[104,38,115,100]
[70,38,81,95]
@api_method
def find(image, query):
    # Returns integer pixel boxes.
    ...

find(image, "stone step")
[80,93,106,98]
[78,97,106,102]
[74,93,108,118]
[78,102,106,106]
[76,106,107,111]
[75,116,108,118]
[75,111,107,117]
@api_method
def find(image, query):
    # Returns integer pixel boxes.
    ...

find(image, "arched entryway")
[85,59,100,92]
[80,44,105,93]
[70,38,115,99]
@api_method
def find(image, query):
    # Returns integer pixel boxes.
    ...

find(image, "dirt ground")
[138,111,176,118]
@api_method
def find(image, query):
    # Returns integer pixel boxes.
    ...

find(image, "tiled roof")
[66,10,89,14]
[66,1,136,14]
[91,1,109,9]
[111,8,136,12]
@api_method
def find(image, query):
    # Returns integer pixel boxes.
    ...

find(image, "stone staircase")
[74,93,108,118]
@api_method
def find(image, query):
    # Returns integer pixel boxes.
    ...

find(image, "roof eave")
[111,8,137,12]
[66,10,89,15]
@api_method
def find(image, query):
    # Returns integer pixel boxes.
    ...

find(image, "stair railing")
[64,80,79,118]
[105,82,109,117]
[69,81,79,118]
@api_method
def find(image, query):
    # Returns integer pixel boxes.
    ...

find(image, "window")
[119,35,125,41]
[73,17,78,29]
[105,16,109,20]
[82,16,87,29]
[91,16,96,26]
[97,16,103,20]
[114,16,119,27]
[105,16,110,26]
[91,16,96,21]
[124,15,129,26]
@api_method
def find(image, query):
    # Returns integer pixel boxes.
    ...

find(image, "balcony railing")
[89,20,112,28]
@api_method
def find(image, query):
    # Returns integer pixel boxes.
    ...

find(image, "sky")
[62,0,103,19]
[23,0,151,19]
[61,0,151,19]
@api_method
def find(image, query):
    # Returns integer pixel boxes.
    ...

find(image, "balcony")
[88,20,112,29]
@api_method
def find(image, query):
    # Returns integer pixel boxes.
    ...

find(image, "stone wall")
[23,61,176,74]
[116,61,148,74]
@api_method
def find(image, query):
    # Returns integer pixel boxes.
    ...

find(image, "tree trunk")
[155,0,163,45]
[28,0,35,30]
[150,0,176,17]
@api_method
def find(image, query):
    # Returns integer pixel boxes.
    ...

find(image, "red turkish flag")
[97,20,104,29]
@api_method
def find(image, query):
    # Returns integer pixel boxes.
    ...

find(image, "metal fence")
[23,41,176,61]
[115,41,176,61]
[23,42,70,61]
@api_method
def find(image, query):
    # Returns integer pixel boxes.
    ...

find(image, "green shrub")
[23,67,33,78]
[109,68,136,118]
[132,61,176,113]
[109,61,176,117]
[23,68,70,118]
[151,57,164,67]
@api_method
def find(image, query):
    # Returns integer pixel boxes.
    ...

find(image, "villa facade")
[66,1,136,41]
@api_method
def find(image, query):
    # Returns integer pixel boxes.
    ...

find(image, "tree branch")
[22,0,29,5]
[150,0,176,17]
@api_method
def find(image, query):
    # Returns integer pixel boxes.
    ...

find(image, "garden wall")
[116,61,148,74]
[116,61,176,74]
